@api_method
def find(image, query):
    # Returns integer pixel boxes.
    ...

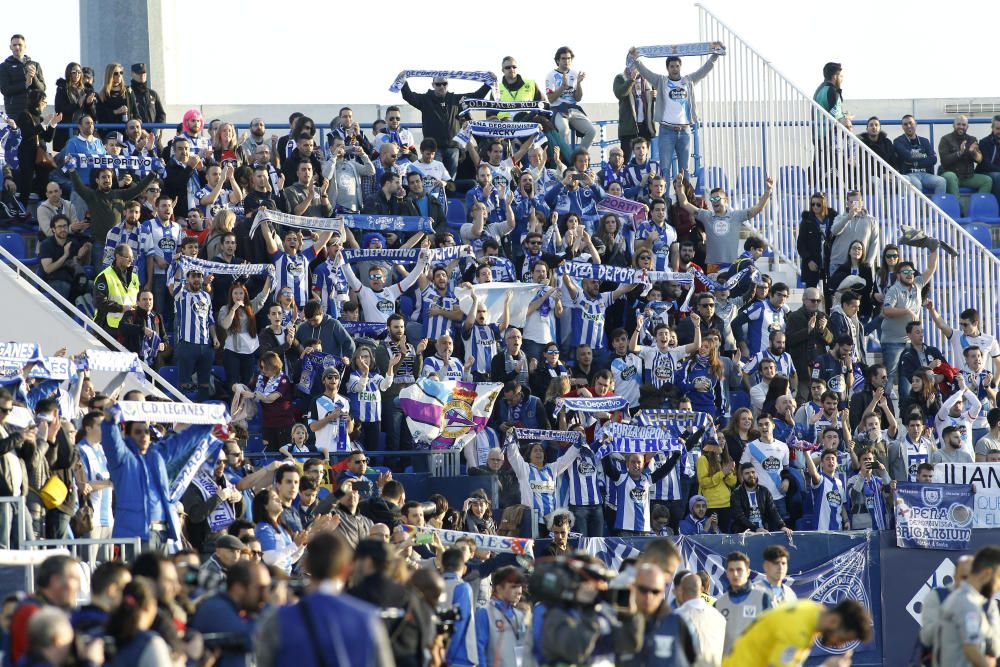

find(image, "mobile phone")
[414,532,434,545]
[572,173,585,181]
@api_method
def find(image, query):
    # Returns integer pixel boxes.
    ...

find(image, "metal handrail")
[244,449,463,476]
[0,244,188,402]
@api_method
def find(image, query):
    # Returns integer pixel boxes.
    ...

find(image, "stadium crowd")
[0,29,999,667]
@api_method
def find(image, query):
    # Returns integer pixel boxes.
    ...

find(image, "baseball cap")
[131,63,147,74]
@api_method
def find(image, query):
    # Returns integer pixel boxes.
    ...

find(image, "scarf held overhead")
[178,256,275,278]
[556,261,693,285]
[626,42,727,66]
[62,153,166,177]
[459,98,552,117]
[597,421,682,453]
[389,70,497,93]
[249,209,345,238]
[453,121,546,150]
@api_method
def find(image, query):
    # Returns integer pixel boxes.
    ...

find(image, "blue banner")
[580,531,880,661]
[343,214,435,234]
[297,352,343,395]
[895,482,974,550]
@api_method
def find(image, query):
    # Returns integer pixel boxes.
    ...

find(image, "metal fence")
[695,3,1000,350]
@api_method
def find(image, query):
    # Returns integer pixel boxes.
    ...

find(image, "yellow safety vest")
[97,265,139,329]
[497,79,538,119]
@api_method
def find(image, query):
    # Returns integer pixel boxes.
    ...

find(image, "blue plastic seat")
[0,233,39,267]
[737,165,765,199]
[446,199,466,225]
[700,166,730,196]
[932,194,970,224]
[964,222,1000,257]
[968,193,1000,224]
[778,165,807,195]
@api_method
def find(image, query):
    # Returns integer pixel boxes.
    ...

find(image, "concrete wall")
[79,0,166,99]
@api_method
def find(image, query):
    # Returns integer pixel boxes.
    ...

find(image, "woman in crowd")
[872,243,900,323]
[462,493,496,535]
[105,577,173,667]
[829,240,875,320]
[211,121,250,170]
[240,351,295,451]
[899,369,941,427]
[722,407,755,463]
[344,345,396,452]
[676,332,727,420]
[696,439,737,532]
[15,90,60,205]
[95,62,135,128]
[201,209,236,261]
[252,487,306,573]
[797,191,836,289]
[559,212,601,260]
[219,277,273,390]
[52,62,95,151]
[593,213,630,267]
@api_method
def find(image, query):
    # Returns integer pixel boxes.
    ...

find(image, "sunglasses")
[899,269,915,276]
[635,585,664,596]
[700,302,716,307]
[146,187,161,193]
[811,202,823,207]
[527,241,542,246]
[368,274,384,280]
[885,254,898,259]
[433,82,448,87]
[806,298,822,303]
[545,349,559,355]
[709,196,723,203]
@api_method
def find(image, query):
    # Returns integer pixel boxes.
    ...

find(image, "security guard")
[93,243,139,333]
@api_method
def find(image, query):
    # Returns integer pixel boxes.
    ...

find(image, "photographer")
[846,448,893,530]
[534,554,644,666]
[621,564,697,667]
[188,561,270,667]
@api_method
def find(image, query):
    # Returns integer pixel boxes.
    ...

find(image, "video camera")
[434,605,462,638]
[528,556,615,607]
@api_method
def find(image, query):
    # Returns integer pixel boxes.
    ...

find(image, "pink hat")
[182,109,203,131]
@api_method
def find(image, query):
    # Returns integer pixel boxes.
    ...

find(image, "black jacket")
[0,55,45,117]
[348,573,433,667]
[363,191,419,216]
[281,149,323,186]
[92,265,138,331]
[94,87,137,126]
[858,130,898,169]
[53,79,96,151]
[796,210,836,273]
[359,496,402,529]
[116,307,166,357]
[129,80,166,125]
[784,306,833,391]
[675,314,730,352]
[401,82,492,146]
[848,386,896,433]
[163,160,198,217]
[730,483,785,532]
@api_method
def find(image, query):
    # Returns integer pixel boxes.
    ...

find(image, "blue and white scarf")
[511,428,583,446]
[689,264,763,291]
[596,194,648,223]
[296,353,342,395]
[191,467,236,532]
[0,342,43,367]
[864,475,888,530]
[343,214,436,235]
[62,153,166,177]
[250,208,345,238]
[138,312,161,367]
[597,421,681,453]
[459,99,552,117]
[0,113,21,172]
[341,322,388,339]
[556,396,630,414]
[626,42,727,66]
[340,246,468,265]
[556,261,693,285]
[636,409,714,433]
[27,356,75,381]
[389,70,497,93]
[82,349,144,380]
[453,121,546,150]
[178,256,275,279]
[255,372,284,396]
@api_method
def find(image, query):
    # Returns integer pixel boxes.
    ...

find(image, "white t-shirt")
[950,330,1000,364]
[741,439,790,499]
[545,69,581,108]
[407,160,452,196]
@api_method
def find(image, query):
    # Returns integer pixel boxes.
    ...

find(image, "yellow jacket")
[697,455,737,508]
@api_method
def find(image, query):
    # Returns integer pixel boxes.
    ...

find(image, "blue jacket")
[274,591,389,667]
[102,419,215,540]
[444,573,477,667]
[892,134,938,175]
[544,183,606,227]
[188,592,254,667]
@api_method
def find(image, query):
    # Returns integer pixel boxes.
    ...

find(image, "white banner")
[400,524,532,555]
[933,462,1000,528]
[118,400,229,425]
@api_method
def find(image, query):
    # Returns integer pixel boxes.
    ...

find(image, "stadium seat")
[0,233,39,267]
[736,165,765,199]
[931,194,970,224]
[399,294,415,318]
[777,165,807,195]
[963,223,1000,257]
[447,199,466,225]
[700,166,730,196]
[730,390,751,412]
[157,365,181,388]
[967,193,1000,223]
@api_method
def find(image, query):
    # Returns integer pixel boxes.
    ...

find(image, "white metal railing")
[695,3,1000,350]
[0,244,188,402]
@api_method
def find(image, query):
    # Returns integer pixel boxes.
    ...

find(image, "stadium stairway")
[0,243,184,400]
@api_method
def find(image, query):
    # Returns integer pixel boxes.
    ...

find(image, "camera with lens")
[434,605,461,637]
[529,556,614,607]
[201,632,252,654]
[175,562,199,587]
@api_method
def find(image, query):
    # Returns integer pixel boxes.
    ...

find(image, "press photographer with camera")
[531,554,644,666]
[188,561,271,667]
